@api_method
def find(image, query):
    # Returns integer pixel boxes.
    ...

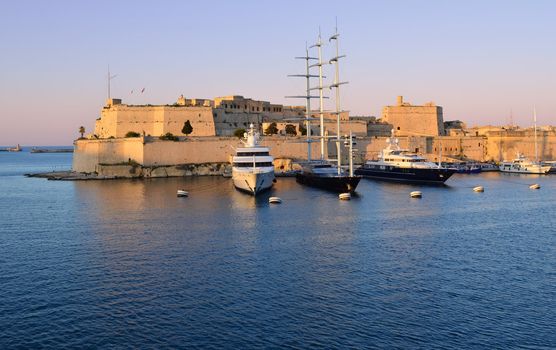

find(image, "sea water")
[0,150,555,348]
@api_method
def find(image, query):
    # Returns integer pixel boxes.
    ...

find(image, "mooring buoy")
[410,191,422,198]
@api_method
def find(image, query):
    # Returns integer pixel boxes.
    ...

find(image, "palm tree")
[79,126,85,138]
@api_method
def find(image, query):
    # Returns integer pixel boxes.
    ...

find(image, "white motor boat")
[231,124,275,195]
[500,109,551,174]
[499,154,551,174]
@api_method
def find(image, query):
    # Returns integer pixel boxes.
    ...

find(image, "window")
[397,127,400,130]
[233,162,273,167]
[236,152,270,156]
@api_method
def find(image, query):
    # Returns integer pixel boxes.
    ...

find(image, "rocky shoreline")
[25,161,298,181]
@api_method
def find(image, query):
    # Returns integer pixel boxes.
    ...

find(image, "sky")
[1,0,555,145]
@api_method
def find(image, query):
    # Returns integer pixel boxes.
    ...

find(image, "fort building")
[73,94,556,178]
[94,95,305,139]
[382,96,445,136]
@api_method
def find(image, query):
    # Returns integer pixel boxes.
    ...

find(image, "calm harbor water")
[1,150,555,349]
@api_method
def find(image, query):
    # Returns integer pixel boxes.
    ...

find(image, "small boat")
[7,144,22,152]
[500,109,551,175]
[478,162,499,172]
[177,189,189,197]
[268,196,282,204]
[410,191,422,198]
[499,154,551,174]
[455,162,482,174]
[529,184,541,190]
[473,186,484,192]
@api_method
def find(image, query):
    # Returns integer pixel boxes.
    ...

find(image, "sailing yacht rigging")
[293,27,361,193]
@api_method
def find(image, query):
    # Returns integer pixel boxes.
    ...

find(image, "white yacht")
[499,108,550,174]
[231,124,275,195]
[499,153,551,174]
[355,130,456,184]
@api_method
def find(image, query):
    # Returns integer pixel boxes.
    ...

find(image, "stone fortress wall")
[76,94,556,177]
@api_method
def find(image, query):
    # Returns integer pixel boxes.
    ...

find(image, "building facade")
[382,96,445,136]
[94,95,305,139]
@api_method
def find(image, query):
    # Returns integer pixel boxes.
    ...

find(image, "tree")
[264,122,278,135]
[125,131,140,138]
[234,128,246,138]
[78,126,85,139]
[182,120,193,135]
[285,124,297,136]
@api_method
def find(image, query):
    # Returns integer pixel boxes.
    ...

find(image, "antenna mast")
[107,64,118,101]
[534,106,538,163]
[287,44,319,162]
[329,23,348,174]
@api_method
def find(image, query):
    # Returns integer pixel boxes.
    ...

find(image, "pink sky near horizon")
[1,0,555,146]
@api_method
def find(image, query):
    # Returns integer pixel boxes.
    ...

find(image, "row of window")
[236,152,270,156]
[433,143,481,152]
[222,104,282,113]
[384,158,425,162]
[233,162,273,167]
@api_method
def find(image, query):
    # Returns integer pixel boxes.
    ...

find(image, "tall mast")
[287,45,319,162]
[329,24,348,174]
[534,106,538,163]
[107,64,110,100]
[310,30,327,160]
[107,64,117,101]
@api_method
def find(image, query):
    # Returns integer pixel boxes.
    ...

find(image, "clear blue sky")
[1,0,555,145]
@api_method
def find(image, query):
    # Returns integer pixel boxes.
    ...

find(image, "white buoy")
[529,184,541,190]
[410,191,422,198]
[268,196,282,204]
[473,186,484,192]
[177,189,189,197]
[339,193,351,200]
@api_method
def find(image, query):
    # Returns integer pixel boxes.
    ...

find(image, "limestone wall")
[94,105,217,138]
[382,96,445,136]
[73,136,322,173]
[485,134,556,162]
[73,133,556,175]
[73,138,145,172]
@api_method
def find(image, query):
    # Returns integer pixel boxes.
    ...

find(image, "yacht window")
[234,162,273,167]
[237,152,270,156]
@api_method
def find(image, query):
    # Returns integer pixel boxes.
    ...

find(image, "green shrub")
[182,120,193,135]
[159,132,179,141]
[285,124,297,136]
[125,131,141,138]
[264,122,278,135]
[234,128,246,138]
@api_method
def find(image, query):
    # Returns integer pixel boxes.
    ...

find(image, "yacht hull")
[295,173,361,193]
[232,170,275,195]
[355,166,456,184]
[499,165,551,174]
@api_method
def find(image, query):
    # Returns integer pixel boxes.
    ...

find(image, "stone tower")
[382,96,445,136]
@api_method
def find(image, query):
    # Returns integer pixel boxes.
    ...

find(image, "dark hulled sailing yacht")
[296,161,361,192]
[290,28,360,193]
